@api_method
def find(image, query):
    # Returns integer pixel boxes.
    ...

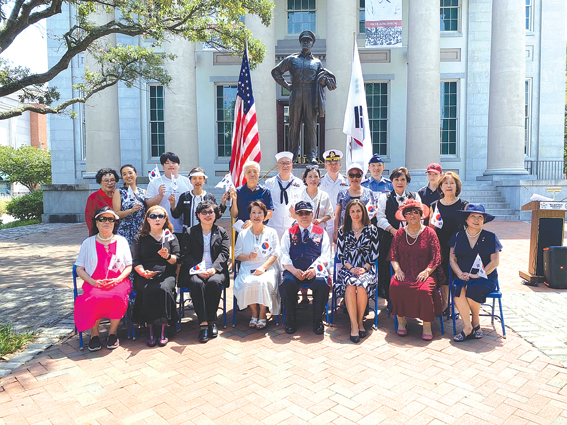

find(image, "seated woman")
[234,201,281,329]
[74,207,132,351]
[131,206,180,347]
[179,200,230,343]
[449,204,501,342]
[336,199,379,343]
[388,200,443,341]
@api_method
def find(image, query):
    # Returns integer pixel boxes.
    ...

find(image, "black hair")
[120,164,137,175]
[95,168,119,184]
[91,206,119,235]
[302,165,321,186]
[160,152,180,165]
[195,200,219,223]
[390,167,411,183]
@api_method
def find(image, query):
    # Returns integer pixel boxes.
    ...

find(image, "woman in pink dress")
[74,207,133,351]
[388,200,443,341]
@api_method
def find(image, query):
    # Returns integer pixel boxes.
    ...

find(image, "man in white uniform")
[265,152,305,239]
[319,149,349,243]
[146,151,192,236]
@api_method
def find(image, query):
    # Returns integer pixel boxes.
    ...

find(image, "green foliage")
[0,219,41,230]
[0,198,7,215]
[0,0,274,119]
[0,146,51,192]
[6,191,44,220]
[0,322,34,356]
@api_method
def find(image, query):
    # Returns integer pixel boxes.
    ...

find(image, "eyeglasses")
[296,211,312,216]
[403,209,421,216]
[96,217,117,223]
[148,213,166,219]
[199,210,215,216]
[348,173,362,179]
[278,161,293,166]
[101,179,116,184]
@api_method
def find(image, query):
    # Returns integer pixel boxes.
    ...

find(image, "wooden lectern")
[519,201,567,283]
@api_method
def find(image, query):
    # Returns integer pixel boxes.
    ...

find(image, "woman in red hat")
[388,200,443,340]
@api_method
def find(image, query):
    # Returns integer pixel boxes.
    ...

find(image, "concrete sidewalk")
[0,221,566,424]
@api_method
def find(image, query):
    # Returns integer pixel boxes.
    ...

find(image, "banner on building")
[365,0,403,48]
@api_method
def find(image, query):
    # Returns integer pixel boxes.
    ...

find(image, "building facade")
[44,0,566,222]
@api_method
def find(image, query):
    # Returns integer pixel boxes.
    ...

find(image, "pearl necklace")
[465,228,482,238]
[96,233,114,242]
[405,225,423,246]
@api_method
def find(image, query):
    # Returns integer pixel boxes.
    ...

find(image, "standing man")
[265,152,305,239]
[272,30,336,164]
[146,152,192,237]
[319,149,349,243]
[361,154,393,195]
[280,201,331,335]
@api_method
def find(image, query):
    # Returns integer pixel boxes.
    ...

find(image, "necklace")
[352,225,363,237]
[465,228,481,238]
[405,225,423,246]
[97,233,113,241]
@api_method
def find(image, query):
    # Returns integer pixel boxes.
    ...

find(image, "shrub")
[6,190,44,220]
[0,322,34,356]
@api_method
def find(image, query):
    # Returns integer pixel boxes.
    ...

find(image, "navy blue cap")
[295,201,313,212]
[368,154,384,164]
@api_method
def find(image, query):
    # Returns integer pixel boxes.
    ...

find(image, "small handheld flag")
[469,254,488,279]
[148,166,161,182]
[309,257,328,278]
[215,173,235,192]
[367,203,377,220]
[105,254,125,279]
[430,204,444,229]
[190,260,207,275]
[171,175,178,191]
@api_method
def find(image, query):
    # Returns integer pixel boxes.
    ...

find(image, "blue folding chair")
[72,265,136,350]
[389,264,445,335]
[177,286,227,332]
[329,255,379,329]
[449,269,506,337]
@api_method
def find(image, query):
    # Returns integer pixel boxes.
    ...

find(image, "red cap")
[426,163,442,174]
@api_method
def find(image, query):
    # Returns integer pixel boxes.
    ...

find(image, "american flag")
[230,48,261,187]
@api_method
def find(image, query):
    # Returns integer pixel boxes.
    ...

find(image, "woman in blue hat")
[449,204,502,342]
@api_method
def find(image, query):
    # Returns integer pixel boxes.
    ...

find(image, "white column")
[164,38,198,174]
[85,9,121,173]
[325,0,358,154]
[246,13,277,169]
[485,0,527,175]
[405,0,440,173]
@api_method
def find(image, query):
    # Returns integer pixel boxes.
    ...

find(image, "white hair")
[243,161,260,174]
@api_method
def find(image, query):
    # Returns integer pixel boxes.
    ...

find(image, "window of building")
[525,78,532,155]
[216,84,238,158]
[526,0,533,31]
[440,81,458,156]
[287,0,316,35]
[365,82,388,156]
[440,0,460,32]
[149,85,165,158]
[359,0,365,34]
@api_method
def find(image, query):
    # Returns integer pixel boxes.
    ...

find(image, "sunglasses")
[403,209,421,216]
[199,210,215,216]
[148,213,166,219]
[296,210,312,216]
[348,173,362,178]
[306,165,319,171]
[96,217,117,223]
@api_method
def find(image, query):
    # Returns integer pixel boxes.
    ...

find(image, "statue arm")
[271,57,292,91]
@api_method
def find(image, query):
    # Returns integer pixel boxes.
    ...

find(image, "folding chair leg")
[491,298,496,324]
[232,295,237,327]
[78,328,84,350]
[439,314,445,335]
[498,298,506,338]
[223,287,227,329]
[176,289,183,332]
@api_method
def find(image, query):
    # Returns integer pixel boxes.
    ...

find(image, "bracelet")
[167,254,172,260]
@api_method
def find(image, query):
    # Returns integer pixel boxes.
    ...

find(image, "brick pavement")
[0,221,566,424]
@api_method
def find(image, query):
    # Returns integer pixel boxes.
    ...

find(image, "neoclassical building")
[44,0,566,222]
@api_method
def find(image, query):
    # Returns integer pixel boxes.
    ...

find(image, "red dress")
[85,189,113,236]
[74,241,131,332]
[387,226,443,322]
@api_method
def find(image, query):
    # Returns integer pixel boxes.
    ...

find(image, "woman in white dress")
[234,201,281,329]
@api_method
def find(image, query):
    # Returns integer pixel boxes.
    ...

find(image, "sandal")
[453,330,474,342]
[473,325,483,339]
[249,317,258,328]
[256,319,267,330]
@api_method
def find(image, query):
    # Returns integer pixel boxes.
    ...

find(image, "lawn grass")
[0,322,34,357]
[0,219,41,230]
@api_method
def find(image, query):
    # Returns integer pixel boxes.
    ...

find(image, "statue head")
[299,30,316,45]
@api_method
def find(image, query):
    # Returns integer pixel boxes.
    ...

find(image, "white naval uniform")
[319,172,349,241]
[265,174,305,239]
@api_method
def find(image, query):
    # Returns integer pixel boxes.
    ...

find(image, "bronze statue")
[272,30,336,164]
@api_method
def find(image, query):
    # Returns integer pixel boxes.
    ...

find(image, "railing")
[524,160,565,180]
